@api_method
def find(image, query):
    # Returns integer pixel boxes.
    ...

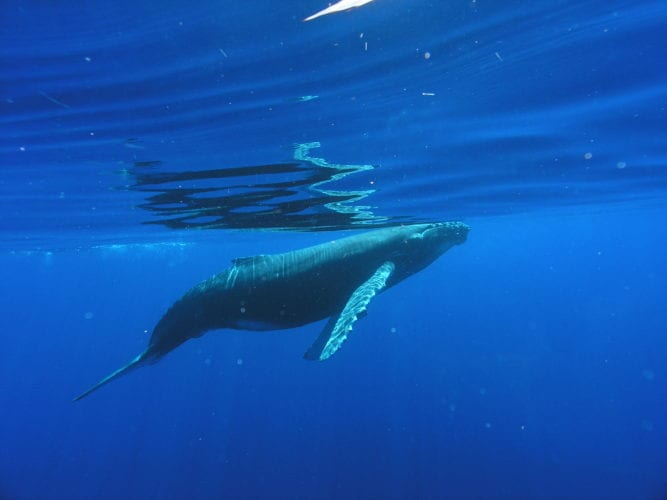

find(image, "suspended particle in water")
[424,51,431,60]
[584,152,593,160]
[641,419,654,432]
[43,252,54,267]
[84,312,94,320]
[236,358,243,366]
[616,161,627,169]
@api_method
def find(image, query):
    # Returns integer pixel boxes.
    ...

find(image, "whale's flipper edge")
[304,261,395,361]
[73,352,146,402]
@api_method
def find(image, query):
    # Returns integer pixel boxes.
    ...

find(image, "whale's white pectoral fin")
[304,0,376,22]
[304,261,395,361]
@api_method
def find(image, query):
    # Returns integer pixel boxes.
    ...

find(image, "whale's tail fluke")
[73,352,147,402]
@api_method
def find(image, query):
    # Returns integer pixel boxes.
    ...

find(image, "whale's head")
[416,221,469,246]
[389,222,469,278]
[404,221,469,254]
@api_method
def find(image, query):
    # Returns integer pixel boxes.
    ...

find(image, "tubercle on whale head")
[410,221,470,246]
[437,221,470,243]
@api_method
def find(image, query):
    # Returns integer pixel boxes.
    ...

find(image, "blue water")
[1,1,666,499]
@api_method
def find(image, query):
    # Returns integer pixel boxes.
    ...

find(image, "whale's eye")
[420,227,437,238]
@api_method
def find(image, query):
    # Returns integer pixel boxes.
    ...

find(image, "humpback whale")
[74,222,469,400]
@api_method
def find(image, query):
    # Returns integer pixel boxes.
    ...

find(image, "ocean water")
[1,1,666,499]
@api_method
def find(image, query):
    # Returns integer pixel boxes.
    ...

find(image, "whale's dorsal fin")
[232,255,269,267]
[304,261,395,361]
